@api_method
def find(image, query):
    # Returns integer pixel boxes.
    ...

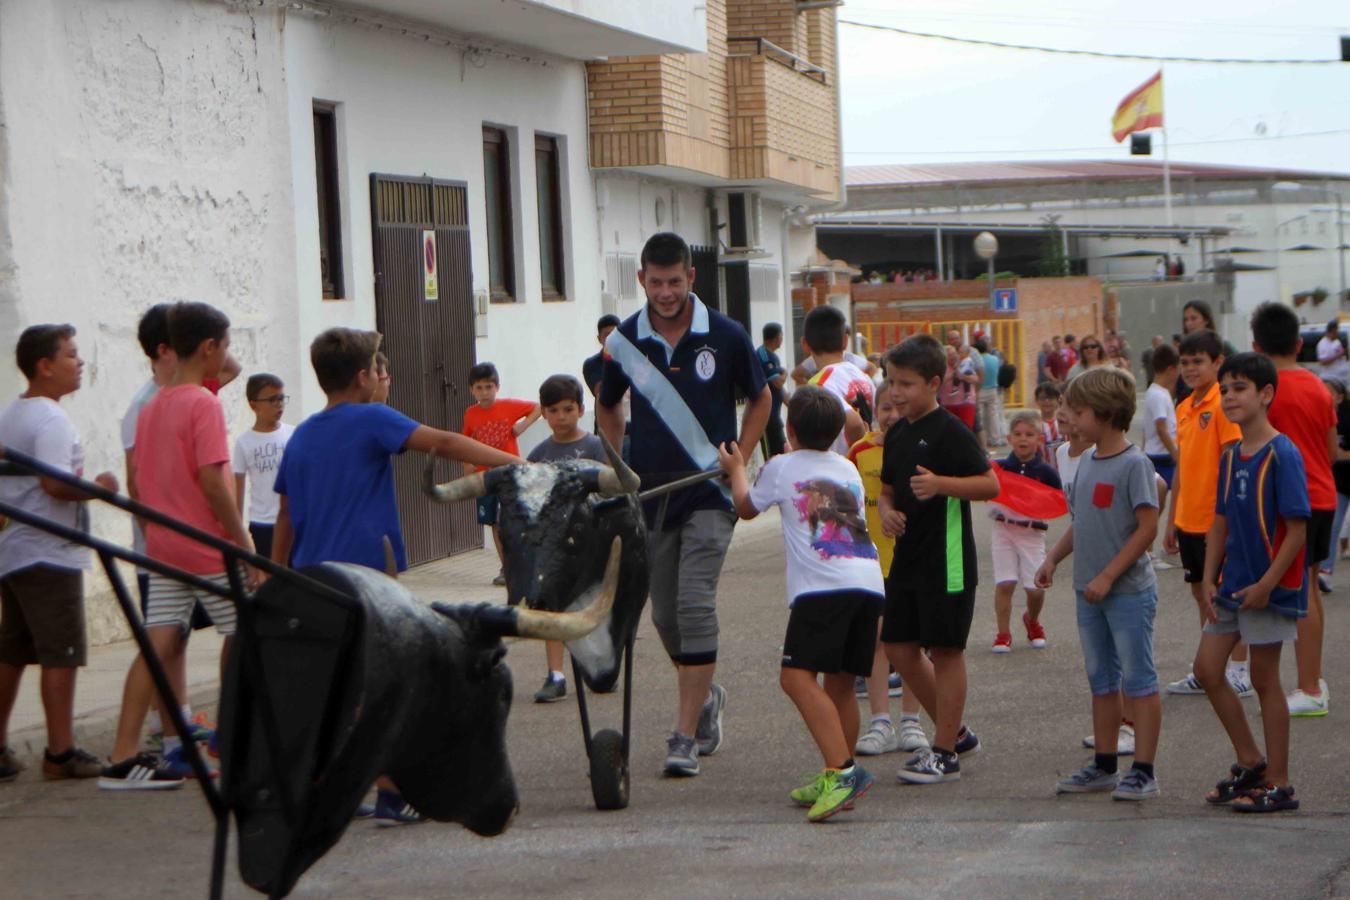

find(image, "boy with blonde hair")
[1038,368,1162,800]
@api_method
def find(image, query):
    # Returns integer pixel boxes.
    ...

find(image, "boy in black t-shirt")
[879,334,1000,784]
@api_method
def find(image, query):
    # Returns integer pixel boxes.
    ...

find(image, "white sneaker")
[1320,678,1331,700]
[1288,688,1329,718]
[896,718,930,753]
[1227,668,1255,699]
[855,718,899,756]
[1166,671,1205,695]
[1080,724,1135,755]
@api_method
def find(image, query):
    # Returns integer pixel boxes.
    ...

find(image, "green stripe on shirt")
[945,496,964,593]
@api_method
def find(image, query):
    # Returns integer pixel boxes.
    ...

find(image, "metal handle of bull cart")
[0,446,361,900]
[637,468,726,534]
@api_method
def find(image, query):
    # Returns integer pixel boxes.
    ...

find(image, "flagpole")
[1161,67,1173,228]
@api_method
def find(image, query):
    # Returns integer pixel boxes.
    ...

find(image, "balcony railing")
[726,36,827,83]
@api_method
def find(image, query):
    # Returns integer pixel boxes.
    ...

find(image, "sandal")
[1233,784,1299,813]
[1204,759,1266,804]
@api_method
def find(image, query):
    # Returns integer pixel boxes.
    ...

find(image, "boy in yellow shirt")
[848,390,931,756]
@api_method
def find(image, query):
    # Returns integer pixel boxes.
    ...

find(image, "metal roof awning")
[814,219,1232,239]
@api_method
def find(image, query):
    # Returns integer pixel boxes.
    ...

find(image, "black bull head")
[424,437,648,692]
[218,545,620,897]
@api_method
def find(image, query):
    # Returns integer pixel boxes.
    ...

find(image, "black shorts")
[1307,508,1334,567]
[1177,530,1208,583]
[0,564,85,668]
[249,523,275,562]
[880,586,976,650]
[781,590,882,676]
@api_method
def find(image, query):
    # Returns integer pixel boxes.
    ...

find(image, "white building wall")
[0,0,298,642]
[283,15,602,428]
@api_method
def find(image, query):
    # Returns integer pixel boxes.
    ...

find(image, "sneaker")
[98,753,184,791]
[1228,668,1255,699]
[664,732,700,777]
[991,632,1012,653]
[1166,671,1205,695]
[1,745,26,783]
[1023,612,1047,649]
[1056,763,1120,793]
[897,719,930,753]
[897,748,960,784]
[808,765,874,823]
[695,683,727,756]
[954,726,981,756]
[855,718,899,756]
[374,788,427,827]
[41,746,103,780]
[790,771,853,808]
[887,672,904,697]
[354,801,376,819]
[1111,767,1160,801]
[1288,688,1329,717]
[854,676,868,698]
[1318,574,1333,594]
[533,675,567,703]
[1081,724,1135,755]
[160,744,217,780]
[492,570,506,587]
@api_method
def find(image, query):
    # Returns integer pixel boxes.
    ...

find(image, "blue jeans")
[1325,492,1350,574]
[1076,587,1159,698]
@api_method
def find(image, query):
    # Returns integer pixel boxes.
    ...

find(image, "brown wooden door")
[370,175,481,565]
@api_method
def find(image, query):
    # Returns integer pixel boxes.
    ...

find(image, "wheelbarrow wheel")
[588,728,629,811]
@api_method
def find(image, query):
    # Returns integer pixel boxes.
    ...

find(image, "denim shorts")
[1076,586,1158,698]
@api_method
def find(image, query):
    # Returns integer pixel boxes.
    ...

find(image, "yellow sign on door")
[423,230,438,301]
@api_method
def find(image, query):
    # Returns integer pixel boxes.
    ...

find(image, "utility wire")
[844,127,1350,157]
[839,19,1345,64]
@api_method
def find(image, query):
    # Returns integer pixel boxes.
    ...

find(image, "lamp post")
[974,231,999,307]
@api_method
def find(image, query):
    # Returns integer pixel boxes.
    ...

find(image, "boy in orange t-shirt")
[1251,302,1337,716]
[1163,330,1244,696]
[463,361,541,585]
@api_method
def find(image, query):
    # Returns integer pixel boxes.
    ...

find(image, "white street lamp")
[974,231,999,305]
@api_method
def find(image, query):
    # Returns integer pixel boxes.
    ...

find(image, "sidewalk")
[6,543,511,765]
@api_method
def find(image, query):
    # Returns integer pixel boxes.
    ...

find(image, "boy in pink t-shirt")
[99,302,254,788]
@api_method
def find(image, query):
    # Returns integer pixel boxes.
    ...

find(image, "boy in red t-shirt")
[100,302,254,788]
[463,362,541,585]
[1251,303,1337,717]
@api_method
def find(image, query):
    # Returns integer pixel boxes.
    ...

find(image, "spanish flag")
[1112,71,1164,143]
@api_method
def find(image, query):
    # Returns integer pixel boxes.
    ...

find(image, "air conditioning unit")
[727,191,763,252]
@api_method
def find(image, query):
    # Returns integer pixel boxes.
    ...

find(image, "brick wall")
[848,276,1105,407]
[727,0,801,54]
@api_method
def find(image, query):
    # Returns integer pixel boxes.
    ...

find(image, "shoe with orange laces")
[1023,612,1047,649]
[991,632,1012,653]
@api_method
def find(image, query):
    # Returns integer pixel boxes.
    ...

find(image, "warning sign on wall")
[423,230,438,301]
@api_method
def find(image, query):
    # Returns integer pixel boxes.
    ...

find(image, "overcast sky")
[837,0,1350,175]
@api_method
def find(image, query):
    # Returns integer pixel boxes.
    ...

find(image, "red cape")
[991,461,1069,520]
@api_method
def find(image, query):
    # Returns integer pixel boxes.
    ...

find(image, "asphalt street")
[2,509,1349,899]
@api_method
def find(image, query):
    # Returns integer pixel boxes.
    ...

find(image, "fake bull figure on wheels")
[425,434,650,810]
[220,543,622,898]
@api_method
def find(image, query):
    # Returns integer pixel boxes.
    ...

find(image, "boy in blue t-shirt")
[271,328,521,826]
[272,329,520,573]
[1195,353,1307,813]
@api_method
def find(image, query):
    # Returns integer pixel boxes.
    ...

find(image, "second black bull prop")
[423,437,648,692]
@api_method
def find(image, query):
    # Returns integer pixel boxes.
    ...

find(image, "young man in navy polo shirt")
[598,232,771,777]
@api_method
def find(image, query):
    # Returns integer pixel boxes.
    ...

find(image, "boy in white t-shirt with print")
[719,385,884,822]
[233,374,294,562]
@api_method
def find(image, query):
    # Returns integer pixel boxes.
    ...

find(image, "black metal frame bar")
[0,445,360,900]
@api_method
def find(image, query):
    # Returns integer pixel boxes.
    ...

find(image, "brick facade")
[587,1,839,200]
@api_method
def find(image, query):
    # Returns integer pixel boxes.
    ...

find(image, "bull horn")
[424,452,488,503]
[597,431,640,495]
[513,536,621,642]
